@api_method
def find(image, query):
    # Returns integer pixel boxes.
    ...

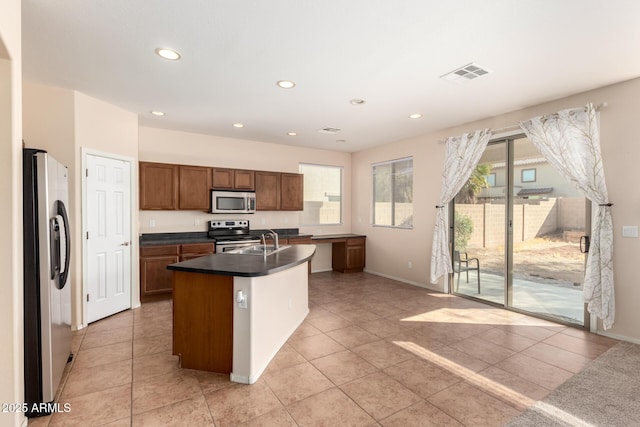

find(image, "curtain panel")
[519,103,615,329]
[430,129,492,285]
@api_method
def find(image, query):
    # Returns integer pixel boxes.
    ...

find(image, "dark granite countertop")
[311,233,366,241]
[140,229,312,246]
[167,244,316,277]
[139,232,212,246]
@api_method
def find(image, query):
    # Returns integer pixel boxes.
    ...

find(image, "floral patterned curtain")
[430,129,492,285]
[519,103,614,329]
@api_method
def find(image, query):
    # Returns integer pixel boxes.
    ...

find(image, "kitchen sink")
[227,244,291,256]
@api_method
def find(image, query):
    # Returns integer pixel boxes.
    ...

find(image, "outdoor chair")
[455,250,480,293]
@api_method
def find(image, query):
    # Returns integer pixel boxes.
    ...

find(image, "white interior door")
[86,154,131,323]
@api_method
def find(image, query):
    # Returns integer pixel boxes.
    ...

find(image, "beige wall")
[0,0,23,425]
[22,83,139,328]
[138,126,352,271]
[352,77,640,342]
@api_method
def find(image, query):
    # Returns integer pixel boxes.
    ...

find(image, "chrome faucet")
[266,230,279,249]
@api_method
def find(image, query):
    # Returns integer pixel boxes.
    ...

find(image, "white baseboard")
[363,269,443,292]
[595,330,640,345]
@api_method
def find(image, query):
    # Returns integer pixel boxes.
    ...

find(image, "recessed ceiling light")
[287,132,297,136]
[150,110,165,116]
[277,80,296,89]
[350,99,366,105]
[408,113,423,119]
[232,123,244,128]
[155,48,181,61]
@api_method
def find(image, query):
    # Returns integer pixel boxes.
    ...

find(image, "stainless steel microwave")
[210,190,256,214]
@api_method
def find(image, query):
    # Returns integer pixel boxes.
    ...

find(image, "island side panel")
[232,262,309,384]
[173,271,233,373]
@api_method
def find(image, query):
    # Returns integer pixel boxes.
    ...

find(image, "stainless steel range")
[208,220,262,253]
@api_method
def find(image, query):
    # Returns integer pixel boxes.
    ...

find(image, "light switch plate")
[622,225,638,238]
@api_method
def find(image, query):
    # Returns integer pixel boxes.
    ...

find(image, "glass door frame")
[449,134,590,329]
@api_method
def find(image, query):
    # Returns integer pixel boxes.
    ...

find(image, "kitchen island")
[167,244,315,384]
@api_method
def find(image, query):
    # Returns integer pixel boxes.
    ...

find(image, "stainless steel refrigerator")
[23,148,72,417]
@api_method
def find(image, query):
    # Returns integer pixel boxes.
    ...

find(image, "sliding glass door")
[452,136,588,326]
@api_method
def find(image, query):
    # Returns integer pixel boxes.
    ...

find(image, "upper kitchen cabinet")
[212,168,255,190]
[255,171,280,210]
[179,165,212,210]
[139,162,179,210]
[255,171,303,211]
[280,173,303,211]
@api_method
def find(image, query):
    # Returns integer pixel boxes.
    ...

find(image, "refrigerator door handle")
[55,200,71,289]
[49,217,61,281]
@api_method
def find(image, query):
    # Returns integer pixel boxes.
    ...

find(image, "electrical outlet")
[194,218,200,226]
[149,219,156,228]
[288,297,292,310]
[408,261,413,269]
[284,216,289,224]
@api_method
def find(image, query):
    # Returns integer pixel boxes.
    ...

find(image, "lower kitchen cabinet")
[330,237,366,273]
[140,245,179,300]
[140,242,215,300]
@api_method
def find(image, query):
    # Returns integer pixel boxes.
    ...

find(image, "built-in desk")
[311,234,366,273]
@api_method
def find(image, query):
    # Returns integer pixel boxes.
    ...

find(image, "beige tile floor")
[28,272,618,426]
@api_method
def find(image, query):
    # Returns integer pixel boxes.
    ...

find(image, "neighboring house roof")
[490,157,547,169]
[518,187,554,196]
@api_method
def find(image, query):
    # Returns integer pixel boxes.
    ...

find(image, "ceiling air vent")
[318,127,342,134]
[441,62,491,82]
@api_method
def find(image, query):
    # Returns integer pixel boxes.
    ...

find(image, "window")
[521,168,536,182]
[487,173,496,187]
[373,157,413,228]
[299,163,342,225]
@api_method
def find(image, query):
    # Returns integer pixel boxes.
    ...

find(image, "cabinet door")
[234,170,255,190]
[212,168,235,189]
[346,238,366,271]
[280,173,303,211]
[255,171,280,210]
[179,165,212,210]
[140,255,179,297]
[180,243,215,254]
[140,162,179,210]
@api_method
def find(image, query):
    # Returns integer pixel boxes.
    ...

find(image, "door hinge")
[86,231,89,239]
[86,168,89,177]
[86,294,89,302]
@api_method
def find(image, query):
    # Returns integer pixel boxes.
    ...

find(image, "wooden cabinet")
[179,165,212,210]
[287,236,312,245]
[173,271,233,373]
[179,243,215,261]
[255,171,303,211]
[139,162,179,210]
[280,173,303,211]
[140,242,215,300]
[140,162,300,211]
[212,168,255,190]
[140,162,211,211]
[255,171,280,210]
[140,245,180,300]
[329,237,366,273]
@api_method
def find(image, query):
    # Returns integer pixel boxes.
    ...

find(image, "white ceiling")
[22,0,640,153]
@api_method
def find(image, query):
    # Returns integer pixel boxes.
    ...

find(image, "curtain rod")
[438,102,609,144]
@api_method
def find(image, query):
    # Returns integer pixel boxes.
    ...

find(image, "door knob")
[121,241,131,246]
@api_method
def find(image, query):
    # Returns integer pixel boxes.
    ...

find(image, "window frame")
[372,156,413,229]
[299,162,343,226]
[521,168,537,183]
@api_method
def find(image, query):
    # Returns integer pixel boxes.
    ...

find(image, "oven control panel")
[209,220,249,230]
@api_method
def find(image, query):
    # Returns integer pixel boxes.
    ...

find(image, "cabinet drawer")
[140,245,180,257]
[180,243,215,254]
[346,237,366,246]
